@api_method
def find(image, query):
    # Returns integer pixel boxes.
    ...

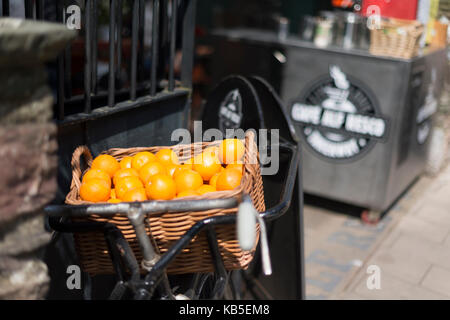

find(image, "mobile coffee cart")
[209,28,447,213]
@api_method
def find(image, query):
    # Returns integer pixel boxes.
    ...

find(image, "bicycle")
[45,141,299,300]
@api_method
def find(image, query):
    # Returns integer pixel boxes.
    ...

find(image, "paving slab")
[395,215,449,243]
[412,201,450,228]
[389,234,450,270]
[330,291,366,300]
[367,250,432,285]
[442,233,450,247]
[420,265,450,297]
[351,271,448,300]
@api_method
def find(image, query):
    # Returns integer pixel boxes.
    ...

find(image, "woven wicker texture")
[65,131,265,275]
[370,18,424,59]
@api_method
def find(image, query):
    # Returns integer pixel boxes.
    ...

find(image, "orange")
[204,146,219,156]
[107,198,122,204]
[165,163,182,177]
[173,166,191,179]
[115,176,144,199]
[174,169,203,194]
[82,169,111,188]
[80,178,111,202]
[209,172,220,188]
[113,168,139,186]
[197,184,216,195]
[181,157,194,169]
[120,156,133,169]
[193,150,222,181]
[132,152,157,171]
[91,154,120,178]
[156,149,180,166]
[218,139,245,165]
[139,162,166,184]
[216,168,242,191]
[110,189,116,199]
[145,174,176,200]
[226,162,244,174]
[176,190,200,198]
[122,187,148,202]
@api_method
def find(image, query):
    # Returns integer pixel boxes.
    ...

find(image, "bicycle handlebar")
[46,198,238,217]
[45,143,299,221]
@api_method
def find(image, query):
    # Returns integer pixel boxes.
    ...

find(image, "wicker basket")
[370,18,424,59]
[65,132,265,275]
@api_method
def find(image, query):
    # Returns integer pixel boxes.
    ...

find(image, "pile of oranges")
[79,139,245,203]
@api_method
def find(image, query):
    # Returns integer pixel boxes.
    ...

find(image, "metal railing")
[1,0,196,122]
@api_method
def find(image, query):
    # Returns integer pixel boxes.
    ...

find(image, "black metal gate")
[1,0,196,201]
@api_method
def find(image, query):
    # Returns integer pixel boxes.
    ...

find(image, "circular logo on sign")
[218,89,243,133]
[291,65,388,162]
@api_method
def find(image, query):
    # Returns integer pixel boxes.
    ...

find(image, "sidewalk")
[333,163,450,299]
[304,162,450,300]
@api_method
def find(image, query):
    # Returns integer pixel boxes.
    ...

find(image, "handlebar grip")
[238,196,273,275]
[237,199,257,251]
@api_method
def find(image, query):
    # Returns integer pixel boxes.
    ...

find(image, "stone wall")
[0,18,76,299]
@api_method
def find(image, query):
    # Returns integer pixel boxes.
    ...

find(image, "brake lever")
[237,195,272,276]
